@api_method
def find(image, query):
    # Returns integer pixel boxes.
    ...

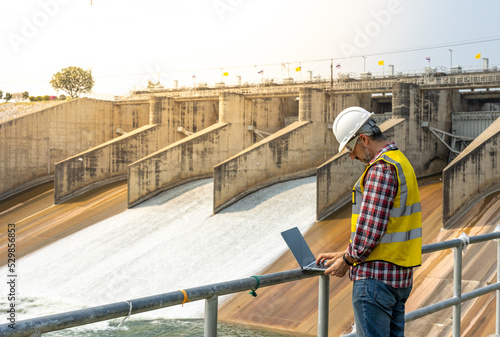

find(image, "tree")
[0,90,3,100]
[50,66,95,98]
[22,91,29,100]
[5,93,12,102]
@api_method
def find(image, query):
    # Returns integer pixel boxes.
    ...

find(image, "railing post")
[453,246,463,337]
[204,295,218,337]
[318,274,329,337]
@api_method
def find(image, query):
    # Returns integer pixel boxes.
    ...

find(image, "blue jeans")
[352,278,412,337]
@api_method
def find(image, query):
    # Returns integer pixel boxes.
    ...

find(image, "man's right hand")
[316,250,346,267]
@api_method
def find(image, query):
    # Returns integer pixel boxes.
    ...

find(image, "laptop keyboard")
[306,260,326,269]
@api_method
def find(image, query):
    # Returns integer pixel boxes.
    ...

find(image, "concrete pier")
[214,88,334,213]
[443,116,500,225]
[55,124,160,203]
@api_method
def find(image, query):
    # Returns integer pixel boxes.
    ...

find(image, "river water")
[1,177,316,336]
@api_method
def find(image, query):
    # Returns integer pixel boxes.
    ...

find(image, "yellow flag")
[295,66,301,72]
[378,60,384,66]
[223,72,229,76]
[475,53,481,59]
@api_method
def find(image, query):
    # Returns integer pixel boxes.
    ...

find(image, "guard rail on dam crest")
[142,70,500,97]
[2,230,500,337]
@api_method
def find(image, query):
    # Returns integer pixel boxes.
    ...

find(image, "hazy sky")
[1,0,499,97]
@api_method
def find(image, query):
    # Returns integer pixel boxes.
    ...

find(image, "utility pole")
[449,49,453,70]
[362,56,366,72]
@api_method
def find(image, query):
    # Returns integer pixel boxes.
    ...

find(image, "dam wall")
[443,116,500,225]
[213,88,337,213]
[0,98,149,200]
[128,123,230,207]
[127,93,295,208]
[219,93,292,149]
[114,100,150,131]
[54,96,219,203]
[54,124,160,203]
[4,76,499,228]
[214,121,314,213]
[150,95,219,143]
[392,82,462,174]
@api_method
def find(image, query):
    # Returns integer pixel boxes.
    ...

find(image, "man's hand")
[324,256,350,277]
[316,251,345,266]
[316,250,349,278]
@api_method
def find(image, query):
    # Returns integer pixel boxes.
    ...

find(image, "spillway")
[0,177,317,334]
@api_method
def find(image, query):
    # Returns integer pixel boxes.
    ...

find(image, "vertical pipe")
[318,274,330,337]
[204,295,218,337]
[453,247,462,337]
[496,238,500,335]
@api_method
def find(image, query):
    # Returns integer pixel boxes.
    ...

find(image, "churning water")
[1,177,317,336]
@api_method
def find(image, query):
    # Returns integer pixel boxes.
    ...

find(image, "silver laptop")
[281,227,327,271]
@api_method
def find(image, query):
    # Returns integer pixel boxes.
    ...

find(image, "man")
[317,107,422,337]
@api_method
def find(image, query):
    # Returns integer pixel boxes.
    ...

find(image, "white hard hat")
[333,106,374,152]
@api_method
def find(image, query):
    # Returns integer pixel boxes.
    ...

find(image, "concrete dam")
[1,70,500,336]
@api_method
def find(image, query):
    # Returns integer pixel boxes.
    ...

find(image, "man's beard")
[356,143,372,164]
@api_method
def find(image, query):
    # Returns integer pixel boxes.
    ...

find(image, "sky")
[1,0,499,98]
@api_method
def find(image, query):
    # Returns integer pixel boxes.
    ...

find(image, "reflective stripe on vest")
[351,227,422,244]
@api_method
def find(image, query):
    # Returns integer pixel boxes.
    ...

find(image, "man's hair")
[358,119,386,141]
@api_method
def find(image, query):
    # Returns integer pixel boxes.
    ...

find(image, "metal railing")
[135,70,500,100]
[1,230,500,337]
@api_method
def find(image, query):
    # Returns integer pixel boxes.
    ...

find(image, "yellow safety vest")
[351,149,422,267]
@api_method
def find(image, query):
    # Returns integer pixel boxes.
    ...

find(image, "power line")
[1,36,499,85]
[85,36,500,77]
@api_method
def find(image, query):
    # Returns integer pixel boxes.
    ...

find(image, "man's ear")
[359,134,369,145]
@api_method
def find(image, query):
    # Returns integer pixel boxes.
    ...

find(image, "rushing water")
[42,318,306,336]
[1,177,316,336]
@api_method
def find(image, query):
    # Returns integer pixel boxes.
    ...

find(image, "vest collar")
[368,142,399,166]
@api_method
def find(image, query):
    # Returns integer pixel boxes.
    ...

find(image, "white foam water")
[1,177,317,330]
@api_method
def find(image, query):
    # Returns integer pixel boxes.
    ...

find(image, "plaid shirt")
[347,143,413,288]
